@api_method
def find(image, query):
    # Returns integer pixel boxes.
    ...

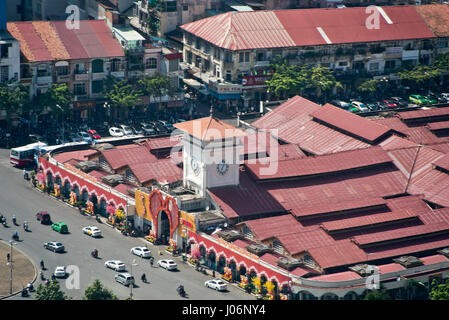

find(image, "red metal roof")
[128,160,182,184]
[253,96,370,154]
[292,197,387,218]
[180,6,435,50]
[420,254,448,265]
[397,107,449,121]
[241,214,304,241]
[428,120,449,131]
[276,227,335,255]
[371,117,410,135]
[145,135,183,152]
[53,149,98,163]
[352,222,449,247]
[311,104,392,143]
[246,146,392,181]
[376,262,405,274]
[7,20,124,62]
[307,240,367,269]
[433,153,449,172]
[101,145,157,170]
[321,210,419,233]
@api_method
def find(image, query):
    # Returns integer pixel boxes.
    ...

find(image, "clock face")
[216,160,229,175]
[191,157,200,175]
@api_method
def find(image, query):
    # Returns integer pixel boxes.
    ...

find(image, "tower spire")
[210,105,214,117]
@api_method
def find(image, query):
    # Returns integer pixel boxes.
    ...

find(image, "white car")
[77,131,92,143]
[109,127,124,137]
[82,226,102,237]
[158,259,177,270]
[119,124,134,136]
[105,260,126,271]
[205,279,227,291]
[131,246,151,258]
[54,266,67,278]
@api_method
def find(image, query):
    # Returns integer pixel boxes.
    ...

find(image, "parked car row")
[330,93,449,114]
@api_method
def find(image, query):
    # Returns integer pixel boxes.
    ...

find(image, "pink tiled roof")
[276,228,335,255]
[376,263,405,274]
[53,149,98,163]
[101,145,157,170]
[145,135,183,152]
[420,254,448,265]
[7,20,124,62]
[181,6,435,50]
[309,271,361,282]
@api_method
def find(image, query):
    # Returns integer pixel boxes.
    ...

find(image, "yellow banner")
[135,189,152,222]
[178,210,196,237]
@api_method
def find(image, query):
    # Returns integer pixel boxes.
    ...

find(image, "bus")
[10,142,48,167]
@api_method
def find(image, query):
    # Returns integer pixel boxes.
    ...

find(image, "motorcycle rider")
[141,273,147,283]
[23,221,29,231]
[177,284,185,295]
[40,260,45,269]
[12,215,16,225]
[91,248,98,258]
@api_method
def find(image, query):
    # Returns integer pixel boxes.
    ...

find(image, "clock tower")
[174,112,245,197]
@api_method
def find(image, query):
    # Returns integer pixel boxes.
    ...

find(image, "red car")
[381,100,398,108]
[36,211,51,225]
[87,130,101,140]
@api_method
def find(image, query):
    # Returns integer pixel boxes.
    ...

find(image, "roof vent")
[74,161,98,172]
[393,256,423,268]
[217,230,243,242]
[437,248,449,258]
[277,257,303,271]
[92,143,116,151]
[246,243,272,256]
[102,174,125,186]
[349,264,378,276]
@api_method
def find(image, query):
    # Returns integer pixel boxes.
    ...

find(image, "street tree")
[429,278,449,300]
[138,73,174,111]
[363,288,391,300]
[398,65,441,93]
[0,84,29,130]
[356,79,379,99]
[35,280,71,300]
[104,79,141,121]
[83,279,118,300]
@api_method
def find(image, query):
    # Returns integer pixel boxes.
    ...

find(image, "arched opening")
[90,194,98,214]
[217,256,226,274]
[260,275,268,295]
[248,270,257,284]
[81,189,89,204]
[229,260,238,282]
[46,172,54,191]
[199,245,206,259]
[321,293,339,300]
[239,265,247,278]
[158,210,170,245]
[99,198,107,217]
[72,185,80,197]
[299,290,317,300]
[343,291,357,300]
[207,250,216,270]
[63,180,71,198]
[55,176,62,187]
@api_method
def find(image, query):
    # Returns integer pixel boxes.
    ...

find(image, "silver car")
[115,273,134,286]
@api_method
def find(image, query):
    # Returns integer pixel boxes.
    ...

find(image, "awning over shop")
[183,78,202,90]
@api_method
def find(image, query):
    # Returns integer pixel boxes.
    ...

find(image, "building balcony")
[74,73,89,81]
[56,74,71,83]
[110,71,125,78]
[36,75,52,85]
[254,60,270,67]
[92,73,106,80]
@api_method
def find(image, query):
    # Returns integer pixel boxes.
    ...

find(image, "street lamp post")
[130,259,138,299]
[8,240,15,294]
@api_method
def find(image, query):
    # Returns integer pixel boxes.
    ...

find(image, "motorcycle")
[141,274,147,283]
[12,232,19,241]
[23,222,29,231]
[27,282,34,292]
[12,216,17,226]
[91,249,99,259]
[40,271,45,281]
[21,287,28,297]
[177,285,186,297]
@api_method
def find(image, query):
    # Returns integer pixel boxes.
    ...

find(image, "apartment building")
[133,0,221,37]
[0,0,20,86]
[7,20,125,120]
[180,5,449,108]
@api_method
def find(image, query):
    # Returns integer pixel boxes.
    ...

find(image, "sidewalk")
[0,240,35,298]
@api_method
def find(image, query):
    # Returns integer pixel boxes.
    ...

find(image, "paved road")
[0,148,253,300]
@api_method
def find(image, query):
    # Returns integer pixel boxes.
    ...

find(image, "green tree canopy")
[38,83,72,117]
[265,61,341,102]
[398,65,441,92]
[363,289,391,300]
[35,280,70,300]
[0,84,29,129]
[83,279,118,300]
[104,79,141,120]
[430,278,449,300]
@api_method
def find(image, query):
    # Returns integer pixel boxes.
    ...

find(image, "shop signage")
[241,75,271,87]
[178,210,196,237]
[217,237,260,261]
[208,82,242,94]
[73,101,96,109]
